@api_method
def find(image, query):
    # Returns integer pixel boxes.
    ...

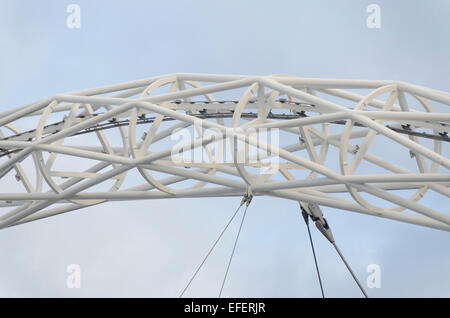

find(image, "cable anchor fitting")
[240,188,254,207]
[302,203,335,244]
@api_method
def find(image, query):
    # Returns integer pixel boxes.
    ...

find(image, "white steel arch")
[0,73,449,231]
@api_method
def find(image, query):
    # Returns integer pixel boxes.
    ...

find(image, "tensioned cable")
[332,241,368,298]
[302,203,368,298]
[218,202,250,298]
[301,209,325,298]
[178,197,246,298]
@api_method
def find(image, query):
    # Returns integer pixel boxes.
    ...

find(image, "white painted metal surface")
[0,73,449,231]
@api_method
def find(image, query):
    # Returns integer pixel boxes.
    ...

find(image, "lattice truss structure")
[0,73,449,231]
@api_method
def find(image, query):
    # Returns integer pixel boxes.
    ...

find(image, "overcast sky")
[0,0,449,297]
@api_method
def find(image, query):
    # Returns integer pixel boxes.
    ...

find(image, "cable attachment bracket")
[240,188,254,207]
[300,202,369,297]
[301,203,335,244]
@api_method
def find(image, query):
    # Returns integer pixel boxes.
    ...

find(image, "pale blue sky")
[0,0,449,297]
